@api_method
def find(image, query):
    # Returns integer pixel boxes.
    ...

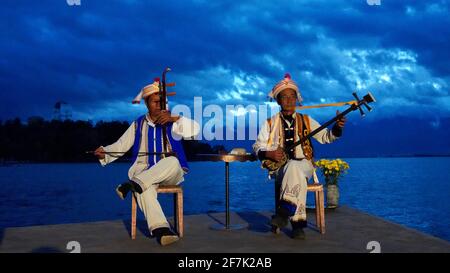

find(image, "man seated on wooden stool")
[94,78,199,246]
[253,73,346,239]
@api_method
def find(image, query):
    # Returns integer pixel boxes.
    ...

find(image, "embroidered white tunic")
[253,112,339,158]
[99,114,200,179]
[253,112,340,221]
[98,114,200,231]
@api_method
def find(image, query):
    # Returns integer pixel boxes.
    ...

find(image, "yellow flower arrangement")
[314,158,350,185]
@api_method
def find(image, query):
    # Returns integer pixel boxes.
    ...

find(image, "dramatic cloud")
[0,0,449,124]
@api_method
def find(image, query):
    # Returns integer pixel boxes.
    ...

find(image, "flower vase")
[326,184,339,209]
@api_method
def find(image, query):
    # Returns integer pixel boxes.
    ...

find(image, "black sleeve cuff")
[332,123,343,137]
[258,150,267,160]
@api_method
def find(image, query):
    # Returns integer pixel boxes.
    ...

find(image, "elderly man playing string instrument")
[94,77,199,246]
[253,74,346,240]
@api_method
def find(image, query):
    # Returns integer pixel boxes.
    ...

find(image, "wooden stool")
[131,185,184,239]
[274,170,325,234]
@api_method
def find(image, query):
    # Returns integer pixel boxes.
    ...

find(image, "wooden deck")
[1,206,449,253]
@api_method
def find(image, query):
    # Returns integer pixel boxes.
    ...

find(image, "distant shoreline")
[1,154,450,165]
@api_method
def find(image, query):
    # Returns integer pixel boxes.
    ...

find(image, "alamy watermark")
[367,0,381,6]
[66,0,81,6]
[66,241,81,253]
[168,97,280,141]
[366,241,381,253]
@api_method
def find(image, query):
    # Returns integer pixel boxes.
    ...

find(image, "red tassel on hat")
[284,73,291,80]
[154,77,160,82]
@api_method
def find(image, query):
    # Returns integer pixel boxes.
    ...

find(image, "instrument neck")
[161,70,169,153]
[285,104,356,152]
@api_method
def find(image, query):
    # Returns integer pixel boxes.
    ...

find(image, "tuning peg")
[362,102,372,112]
[352,92,365,117]
[359,108,366,117]
[363,92,376,103]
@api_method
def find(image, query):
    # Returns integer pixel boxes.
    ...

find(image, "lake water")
[0,157,449,242]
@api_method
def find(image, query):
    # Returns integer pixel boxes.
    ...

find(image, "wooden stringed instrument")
[261,92,376,173]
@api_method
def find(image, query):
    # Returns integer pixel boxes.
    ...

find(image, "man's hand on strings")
[94,146,105,160]
[266,148,285,162]
[336,110,347,128]
[154,110,180,125]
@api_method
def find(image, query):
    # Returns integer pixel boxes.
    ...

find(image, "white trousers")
[131,156,184,233]
[276,159,314,221]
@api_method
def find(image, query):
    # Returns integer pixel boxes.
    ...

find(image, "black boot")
[270,206,290,234]
[152,227,179,246]
[129,180,143,194]
[115,182,132,200]
[291,220,307,240]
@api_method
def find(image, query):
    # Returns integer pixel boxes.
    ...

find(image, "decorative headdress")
[268,73,303,102]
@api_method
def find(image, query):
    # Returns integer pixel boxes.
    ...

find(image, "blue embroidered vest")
[131,115,189,172]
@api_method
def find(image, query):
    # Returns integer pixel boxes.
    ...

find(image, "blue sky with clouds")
[1,0,449,140]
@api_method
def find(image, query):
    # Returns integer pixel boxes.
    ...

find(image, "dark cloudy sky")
[1,0,449,135]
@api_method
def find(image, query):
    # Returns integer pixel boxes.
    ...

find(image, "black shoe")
[153,227,179,246]
[291,227,306,240]
[291,220,307,240]
[270,223,281,234]
[115,183,132,200]
[270,205,290,232]
[270,214,289,231]
[129,180,143,194]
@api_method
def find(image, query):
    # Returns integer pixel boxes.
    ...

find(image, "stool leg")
[319,190,326,234]
[131,193,137,239]
[315,191,320,231]
[177,191,184,238]
[173,192,178,234]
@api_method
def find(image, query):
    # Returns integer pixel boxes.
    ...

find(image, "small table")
[196,153,258,230]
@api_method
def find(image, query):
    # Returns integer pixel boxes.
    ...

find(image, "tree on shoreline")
[0,117,217,163]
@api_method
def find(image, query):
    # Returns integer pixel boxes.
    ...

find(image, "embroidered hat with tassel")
[268,73,303,103]
[132,77,176,105]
